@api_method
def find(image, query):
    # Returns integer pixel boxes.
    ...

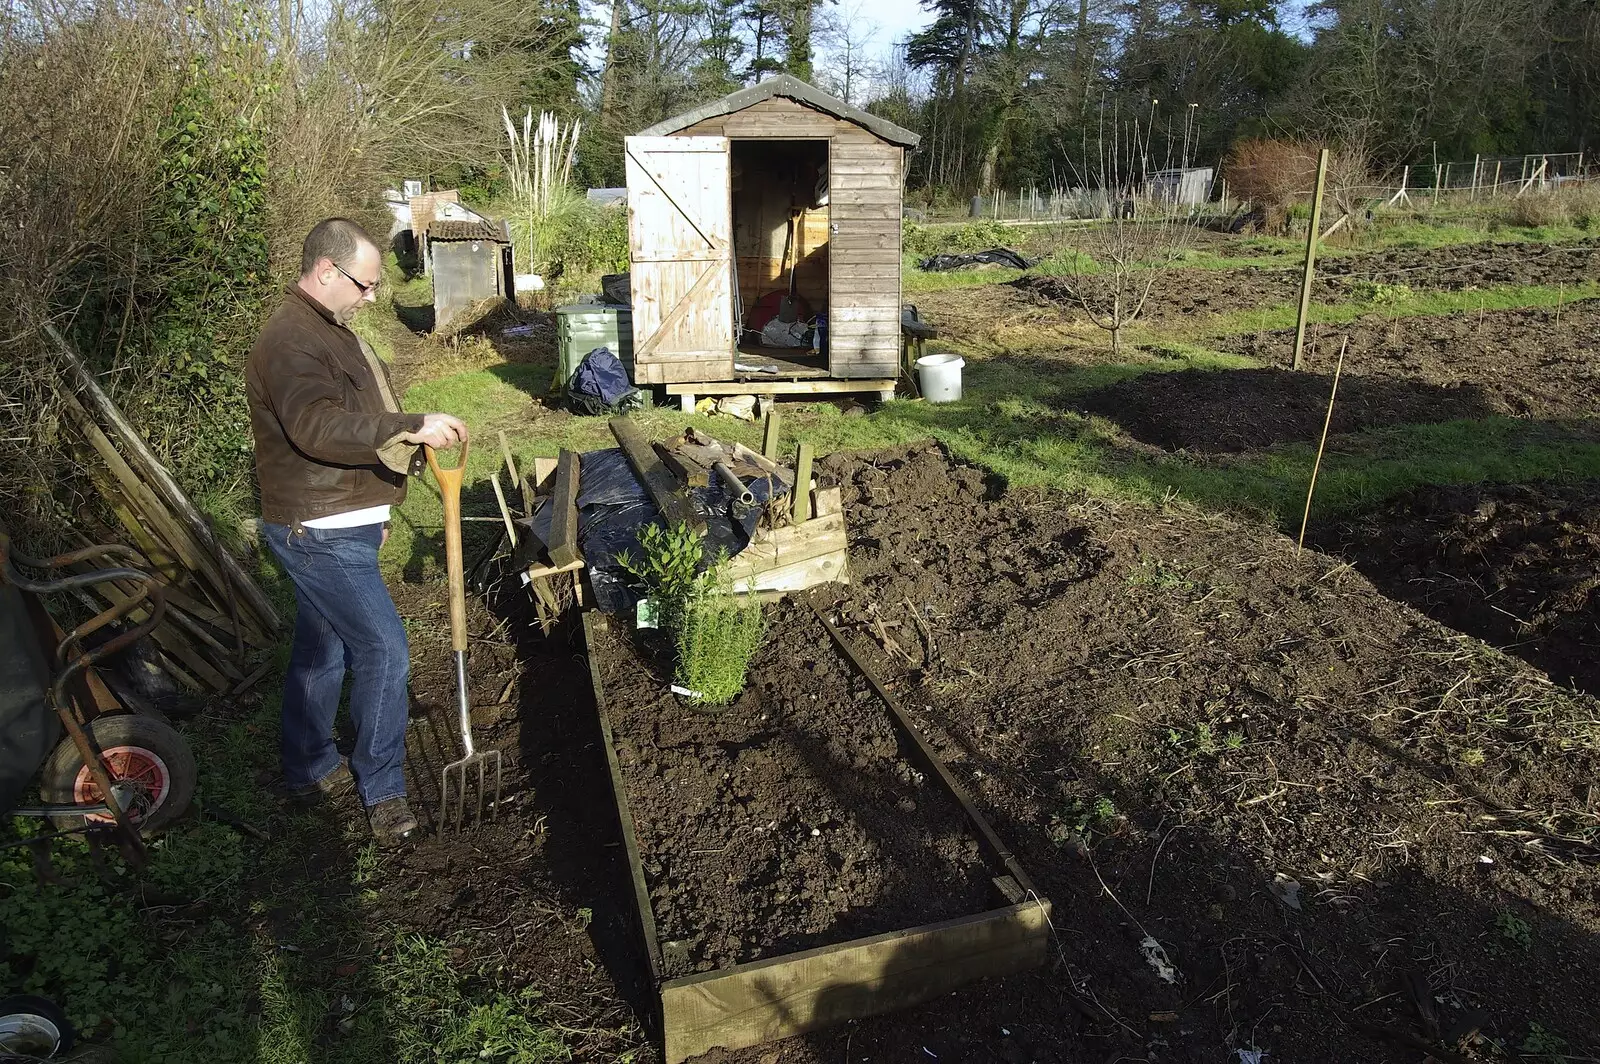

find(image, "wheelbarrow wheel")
[39,714,197,835]
[0,994,75,1059]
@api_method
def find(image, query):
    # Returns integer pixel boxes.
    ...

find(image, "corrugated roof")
[638,75,920,149]
[427,219,509,242]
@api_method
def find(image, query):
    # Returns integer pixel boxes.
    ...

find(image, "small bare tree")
[816,1,881,106]
[1048,100,1202,358]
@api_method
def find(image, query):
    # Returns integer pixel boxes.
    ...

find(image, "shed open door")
[625,136,735,384]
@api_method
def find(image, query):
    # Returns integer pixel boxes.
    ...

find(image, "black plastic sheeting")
[516,448,792,614]
[917,247,1034,272]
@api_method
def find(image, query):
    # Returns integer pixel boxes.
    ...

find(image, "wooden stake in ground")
[792,442,814,524]
[762,406,782,463]
[1292,148,1331,371]
[1296,337,1349,559]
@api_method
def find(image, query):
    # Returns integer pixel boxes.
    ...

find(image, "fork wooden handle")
[426,441,470,654]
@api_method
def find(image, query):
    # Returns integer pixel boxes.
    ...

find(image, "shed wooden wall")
[432,240,505,331]
[682,96,902,379]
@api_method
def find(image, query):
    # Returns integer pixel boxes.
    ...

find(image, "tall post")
[1292,148,1330,372]
[1493,160,1502,196]
[1471,154,1481,199]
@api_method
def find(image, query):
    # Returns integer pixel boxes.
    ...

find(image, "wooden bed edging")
[661,898,1050,1062]
[581,610,1053,1064]
[582,611,665,987]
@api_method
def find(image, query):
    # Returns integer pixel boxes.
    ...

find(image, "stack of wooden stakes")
[503,407,850,632]
[45,325,282,695]
[611,407,849,600]
[491,430,583,633]
[727,406,849,599]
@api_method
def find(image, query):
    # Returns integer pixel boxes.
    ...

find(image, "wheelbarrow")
[0,532,198,863]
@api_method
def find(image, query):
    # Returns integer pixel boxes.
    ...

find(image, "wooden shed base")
[582,610,1052,1063]
[669,378,897,411]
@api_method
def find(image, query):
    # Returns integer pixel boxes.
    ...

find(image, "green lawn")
[389,327,1600,580]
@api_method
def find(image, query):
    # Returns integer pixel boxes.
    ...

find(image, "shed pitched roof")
[638,75,921,149]
[427,219,509,243]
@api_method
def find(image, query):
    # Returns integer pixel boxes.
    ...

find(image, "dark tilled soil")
[1077,300,1600,456]
[1221,299,1600,420]
[374,443,1599,1064]
[361,581,656,1061]
[702,443,1597,1063]
[1012,239,1600,322]
[1070,366,1502,453]
[590,605,995,975]
[1320,479,1600,701]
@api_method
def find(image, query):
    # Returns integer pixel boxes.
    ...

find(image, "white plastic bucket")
[916,353,965,402]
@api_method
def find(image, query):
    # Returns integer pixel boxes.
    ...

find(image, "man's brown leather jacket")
[246,287,425,526]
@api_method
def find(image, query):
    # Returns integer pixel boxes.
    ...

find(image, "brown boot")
[368,797,418,846]
[271,760,355,804]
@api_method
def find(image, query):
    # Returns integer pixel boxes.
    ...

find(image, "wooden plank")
[548,449,582,566]
[661,901,1050,1063]
[582,612,665,986]
[531,456,559,496]
[727,511,845,579]
[81,582,231,692]
[525,557,584,581]
[810,604,1038,893]
[48,325,282,635]
[637,358,738,385]
[831,231,899,251]
[831,188,900,206]
[813,486,843,518]
[761,407,782,462]
[665,379,895,396]
[792,442,814,524]
[60,395,240,619]
[829,248,901,265]
[829,161,903,177]
[829,172,905,191]
[490,472,519,549]
[830,142,903,159]
[731,547,849,595]
[829,306,901,322]
[609,417,706,534]
[654,442,712,488]
[498,430,526,515]
[824,204,901,222]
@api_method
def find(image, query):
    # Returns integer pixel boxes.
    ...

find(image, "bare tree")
[1046,102,1201,357]
[816,0,880,105]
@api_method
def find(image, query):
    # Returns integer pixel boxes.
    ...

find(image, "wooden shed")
[625,76,920,403]
[427,219,513,331]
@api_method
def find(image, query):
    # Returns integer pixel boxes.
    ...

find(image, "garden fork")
[428,440,503,832]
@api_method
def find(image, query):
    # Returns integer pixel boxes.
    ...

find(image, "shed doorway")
[732,139,829,377]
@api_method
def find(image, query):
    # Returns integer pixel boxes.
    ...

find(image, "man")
[246,217,467,845]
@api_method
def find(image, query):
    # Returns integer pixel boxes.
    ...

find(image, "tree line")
[561,0,1599,192]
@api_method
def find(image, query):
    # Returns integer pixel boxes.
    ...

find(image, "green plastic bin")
[554,304,634,387]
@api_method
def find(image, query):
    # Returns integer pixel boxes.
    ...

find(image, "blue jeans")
[264,522,410,807]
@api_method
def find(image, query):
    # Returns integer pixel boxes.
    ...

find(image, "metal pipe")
[713,462,756,508]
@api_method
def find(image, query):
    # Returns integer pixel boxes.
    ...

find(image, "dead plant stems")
[1296,336,1349,559]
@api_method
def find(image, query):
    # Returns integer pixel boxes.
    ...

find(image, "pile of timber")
[513,414,849,623]
[44,325,281,695]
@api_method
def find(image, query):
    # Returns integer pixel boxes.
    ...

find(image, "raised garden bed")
[583,597,1050,1062]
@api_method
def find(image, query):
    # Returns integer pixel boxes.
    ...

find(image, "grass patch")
[399,323,1600,559]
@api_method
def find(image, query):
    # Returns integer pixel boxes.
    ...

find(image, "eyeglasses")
[333,262,379,295]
